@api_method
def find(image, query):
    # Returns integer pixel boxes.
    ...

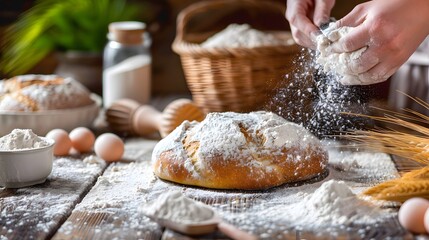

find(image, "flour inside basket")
[201,23,294,48]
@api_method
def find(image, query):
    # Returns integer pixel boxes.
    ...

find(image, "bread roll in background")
[152,111,328,190]
[0,75,94,112]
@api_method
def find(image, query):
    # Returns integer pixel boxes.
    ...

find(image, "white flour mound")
[201,23,290,48]
[140,190,213,223]
[285,180,384,226]
[0,129,49,150]
[316,23,368,85]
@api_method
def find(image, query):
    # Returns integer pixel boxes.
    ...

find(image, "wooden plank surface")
[1,137,422,240]
[51,139,416,240]
[53,138,163,240]
[0,155,106,240]
[154,145,413,239]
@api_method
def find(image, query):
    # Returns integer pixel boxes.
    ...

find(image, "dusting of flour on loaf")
[0,75,93,111]
[20,76,92,110]
[152,111,324,178]
[201,24,292,48]
[140,190,213,223]
[0,129,49,150]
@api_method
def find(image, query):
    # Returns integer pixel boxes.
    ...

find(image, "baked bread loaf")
[152,111,328,190]
[0,75,94,112]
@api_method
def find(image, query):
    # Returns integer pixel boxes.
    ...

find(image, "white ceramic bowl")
[0,137,55,188]
[0,94,101,136]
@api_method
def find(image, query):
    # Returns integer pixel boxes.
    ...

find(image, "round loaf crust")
[152,111,328,190]
[0,75,94,111]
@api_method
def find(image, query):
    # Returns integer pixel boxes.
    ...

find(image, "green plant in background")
[1,0,141,75]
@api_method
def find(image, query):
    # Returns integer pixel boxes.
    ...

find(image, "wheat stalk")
[346,93,429,202]
[345,105,429,165]
[361,167,429,203]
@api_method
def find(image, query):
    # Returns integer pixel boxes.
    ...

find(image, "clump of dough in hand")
[316,23,369,85]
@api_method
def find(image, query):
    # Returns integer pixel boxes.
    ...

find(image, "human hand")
[330,0,429,85]
[286,0,335,49]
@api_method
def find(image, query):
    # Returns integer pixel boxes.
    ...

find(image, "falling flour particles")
[267,49,371,137]
[0,129,49,150]
[266,22,377,137]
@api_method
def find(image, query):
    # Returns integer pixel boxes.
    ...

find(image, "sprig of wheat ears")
[343,92,429,165]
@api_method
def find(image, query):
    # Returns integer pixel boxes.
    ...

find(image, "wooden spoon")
[146,211,257,239]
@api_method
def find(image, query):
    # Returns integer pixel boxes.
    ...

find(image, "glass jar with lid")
[103,21,152,108]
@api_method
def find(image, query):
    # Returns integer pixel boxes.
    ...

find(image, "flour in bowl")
[0,129,49,150]
[201,24,291,48]
[140,190,214,223]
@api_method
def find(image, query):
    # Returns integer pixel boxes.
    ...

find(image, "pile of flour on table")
[285,179,384,226]
[140,190,213,223]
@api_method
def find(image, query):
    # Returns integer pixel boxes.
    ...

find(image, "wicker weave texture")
[173,0,301,113]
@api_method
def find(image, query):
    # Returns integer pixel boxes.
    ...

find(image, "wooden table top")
[0,137,420,240]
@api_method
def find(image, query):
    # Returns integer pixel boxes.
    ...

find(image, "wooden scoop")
[106,98,205,137]
[146,211,257,239]
[147,213,220,235]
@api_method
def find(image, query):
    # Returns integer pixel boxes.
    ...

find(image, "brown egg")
[46,129,72,156]
[94,133,124,162]
[69,127,95,153]
[423,206,429,233]
[399,197,429,234]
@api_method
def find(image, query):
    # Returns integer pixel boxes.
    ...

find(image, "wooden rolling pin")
[106,98,205,138]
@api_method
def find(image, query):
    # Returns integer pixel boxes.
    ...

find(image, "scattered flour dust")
[140,190,213,223]
[0,129,49,150]
[0,156,105,238]
[57,161,160,238]
[175,147,402,238]
[201,23,294,48]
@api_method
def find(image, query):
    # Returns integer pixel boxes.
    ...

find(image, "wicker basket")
[172,0,301,113]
